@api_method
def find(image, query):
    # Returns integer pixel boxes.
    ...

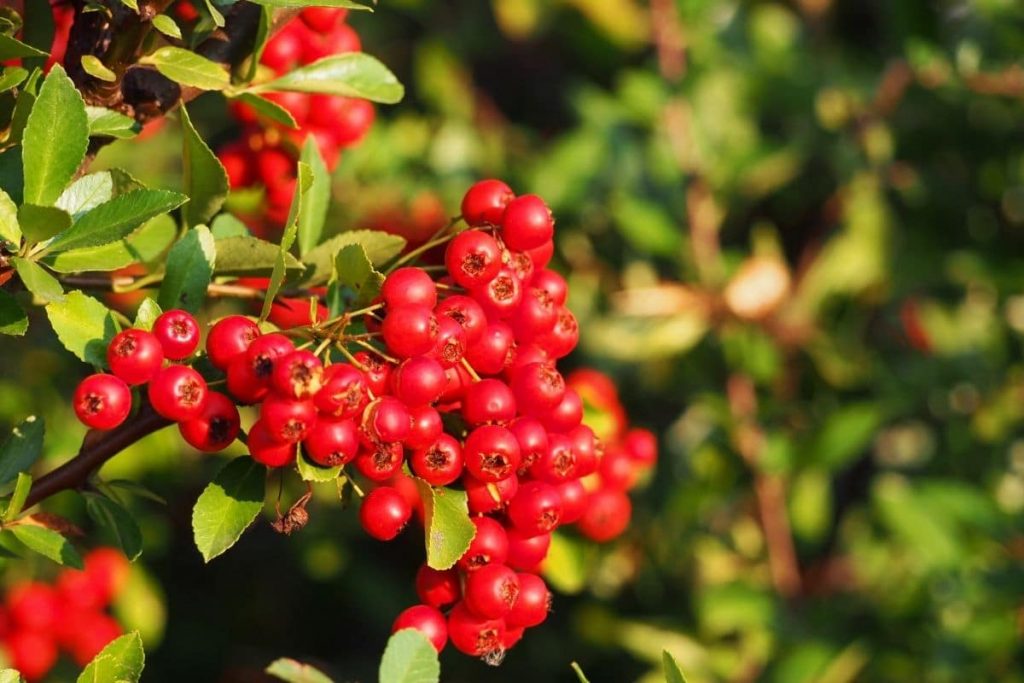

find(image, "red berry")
[393,356,446,406]
[530,432,578,483]
[6,630,58,681]
[314,363,368,418]
[536,306,579,359]
[531,269,568,306]
[462,379,517,426]
[260,394,317,443]
[382,267,437,309]
[148,365,208,421]
[326,22,361,53]
[509,417,549,474]
[510,362,565,415]
[527,240,554,270]
[382,305,438,359]
[264,91,311,126]
[464,563,519,619]
[8,582,59,631]
[363,396,411,443]
[463,322,515,375]
[65,611,122,666]
[577,488,632,542]
[179,391,240,452]
[501,194,554,251]
[304,418,359,466]
[540,388,583,433]
[447,602,505,658]
[435,295,487,346]
[429,315,467,368]
[405,405,443,450]
[462,179,514,227]
[219,144,253,189]
[82,547,130,603]
[556,479,587,524]
[410,434,463,487]
[271,350,324,399]
[354,441,405,481]
[353,351,392,396]
[300,7,346,33]
[245,333,296,387]
[206,316,260,370]
[153,309,200,360]
[415,564,460,608]
[624,428,658,467]
[445,230,502,289]
[107,328,164,385]
[508,480,562,536]
[392,605,448,652]
[503,626,525,650]
[248,420,296,467]
[473,267,522,319]
[458,516,508,571]
[332,97,375,146]
[506,528,550,571]
[360,486,412,540]
[465,473,518,514]
[464,425,521,482]
[261,23,304,72]
[226,353,267,404]
[74,374,132,430]
[257,146,295,186]
[568,424,599,477]
[511,287,557,341]
[506,249,534,283]
[506,573,550,628]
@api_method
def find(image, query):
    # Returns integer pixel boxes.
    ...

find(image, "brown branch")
[650,0,686,81]
[726,374,802,598]
[24,401,171,509]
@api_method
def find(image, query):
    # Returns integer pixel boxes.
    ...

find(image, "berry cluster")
[0,549,127,681]
[218,8,374,230]
[72,309,241,454]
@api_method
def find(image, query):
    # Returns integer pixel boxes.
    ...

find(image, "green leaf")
[46,189,187,253]
[22,65,88,207]
[212,235,303,276]
[266,658,335,683]
[295,453,341,483]
[151,14,182,40]
[0,33,47,60]
[11,257,63,303]
[86,106,141,139]
[191,457,266,562]
[133,298,162,330]
[45,213,176,274]
[229,92,298,129]
[10,524,83,568]
[298,136,329,256]
[3,472,30,522]
[17,203,71,243]
[663,651,689,683]
[333,243,383,305]
[118,0,140,10]
[250,53,404,104]
[80,55,116,82]
[0,188,20,245]
[571,663,592,683]
[378,629,440,683]
[260,162,312,321]
[158,225,216,313]
[0,415,43,486]
[0,669,26,683]
[76,631,145,683]
[140,47,230,90]
[0,290,27,336]
[249,0,372,9]
[542,531,591,594]
[56,172,114,218]
[244,6,272,84]
[8,69,40,147]
[0,66,28,93]
[302,230,406,284]
[84,493,143,561]
[808,403,883,471]
[199,0,225,27]
[414,481,475,570]
[210,213,250,238]
[45,291,118,366]
[180,106,228,227]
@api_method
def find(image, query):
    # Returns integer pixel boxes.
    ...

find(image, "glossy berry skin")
[531,269,568,306]
[501,194,554,251]
[152,309,200,360]
[271,350,324,399]
[464,322,515,375]
[179,391,241,452]
[556,479,588,524]
[445,229,502,289]
[462,379,517,426]
[107,329,164,385]
[74,374,132,430]
[406,405,443,449]
[354,441,405,481]
[447,602,505,658]
[148,365,208,421]
[529,432,577,483]
[511,287,557,340]
[6,630,58,681]
[315,363,368,418]
[353,351,392,396]
[430,315,467,368]
[435,295,487,346]
[462,179,514,227]
[473,267,522,319]
[577,488,632,542]
[226,353,267,404]
[260,394,317,444]
[410,434,463,487]
[382,267,437,309]
[393,356,446,406]
[304,418,359,466]
[206,315,260,370]
[506,573,550,628]
[415,565,461,608]
[382,305,438,358]
[540,388,583,434]
[509,417,549,473]
[624,427,658,467]
[392,605,448,653]
[510,362,565,414]
[464,563,520,619]
[506,529,551,571]
[458,516,508,571]
[360,486,412,541]
[364,396,411,443]
[464,425,521,482]
[245,333,295,386]
[248,420,297,468]
[508,480,563,537]
[465,473,518,514]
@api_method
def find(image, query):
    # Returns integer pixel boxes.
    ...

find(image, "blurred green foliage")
[5,0,1024,680]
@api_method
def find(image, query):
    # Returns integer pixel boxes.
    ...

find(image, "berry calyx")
[107,329,164,385]
[74,374,132,430]
[152,309,200,360]
[178,391,241,452]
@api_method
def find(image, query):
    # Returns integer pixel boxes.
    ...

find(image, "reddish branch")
[24,402,171,509]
